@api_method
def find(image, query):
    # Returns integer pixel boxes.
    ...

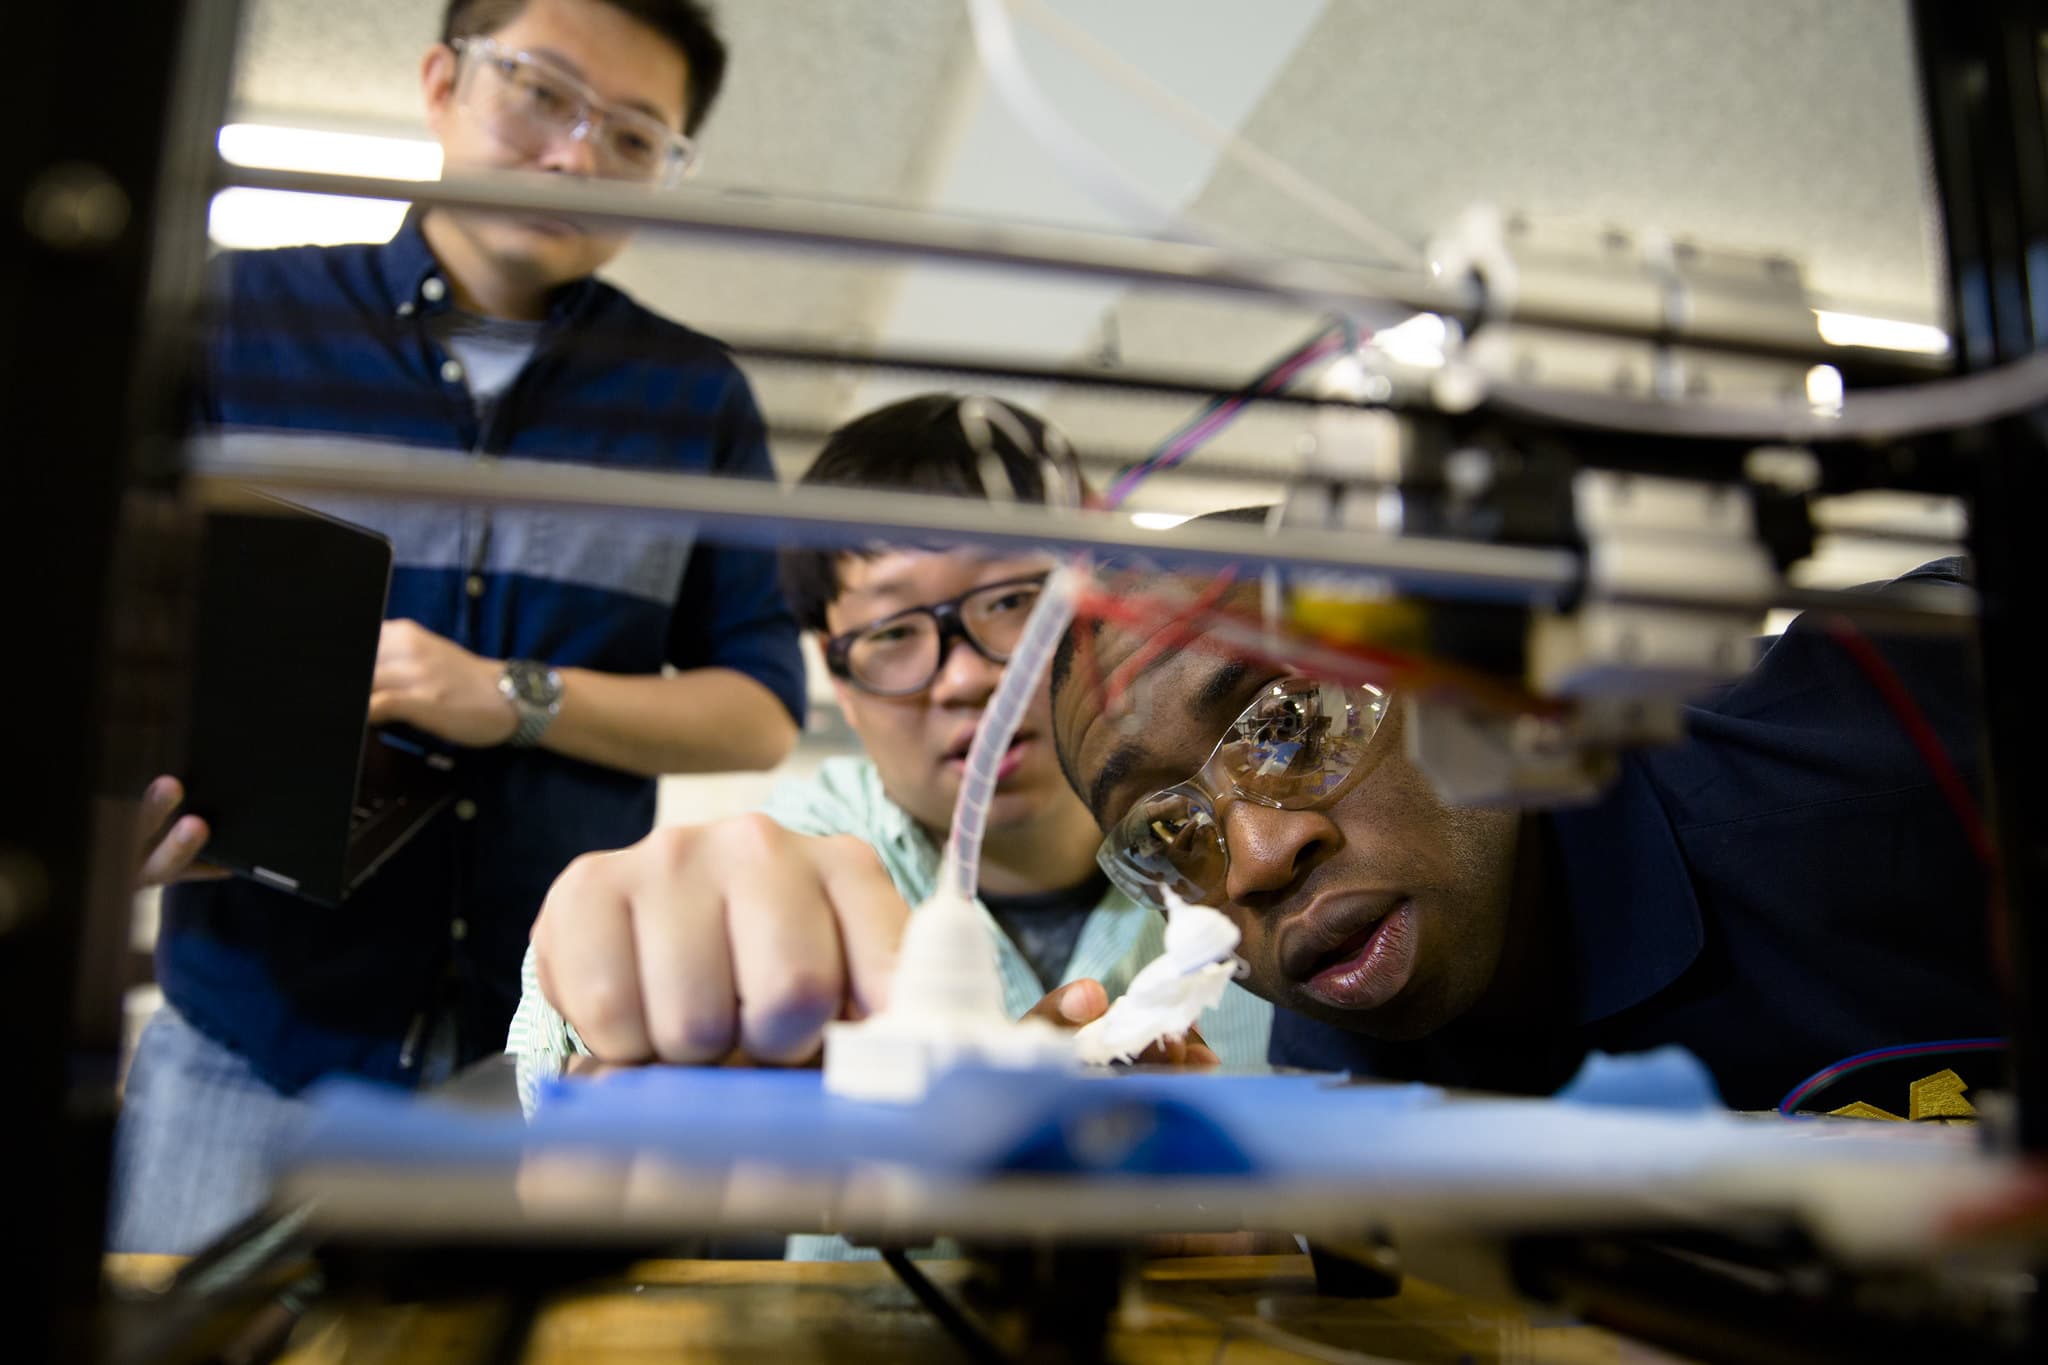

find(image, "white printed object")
[823,885,1073,1103]
[1072,892,1246,1066]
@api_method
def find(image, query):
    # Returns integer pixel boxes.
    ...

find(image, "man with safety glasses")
[1049,558,2006,1114]
[510,398,1273,1151]
[118,0,805,1253]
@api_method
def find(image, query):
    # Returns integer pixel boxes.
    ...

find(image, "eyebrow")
[1195,658,1254,714]
[1088,741,1146,824]
[1085,657,1256,822]
[841,563,1045,612]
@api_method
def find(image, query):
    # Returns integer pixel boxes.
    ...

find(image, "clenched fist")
[368,618,517,748]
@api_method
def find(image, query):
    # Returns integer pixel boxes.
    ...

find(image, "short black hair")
[781,394,1061,634]
[441,0,729,134]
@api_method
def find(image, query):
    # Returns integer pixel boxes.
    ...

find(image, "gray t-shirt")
[983,871,1111,992]
[429,309,544,431]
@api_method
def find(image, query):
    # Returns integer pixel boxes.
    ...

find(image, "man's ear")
[421,42,460,134]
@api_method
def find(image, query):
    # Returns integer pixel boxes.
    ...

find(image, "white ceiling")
[226,0,1946,513]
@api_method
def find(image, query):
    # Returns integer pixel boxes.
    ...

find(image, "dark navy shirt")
[1269,560,2004,1111]
[160,215,806,1094]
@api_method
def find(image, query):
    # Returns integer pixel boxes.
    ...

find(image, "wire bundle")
[1102,322,1353,509]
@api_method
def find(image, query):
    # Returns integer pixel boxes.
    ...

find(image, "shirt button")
[440,359,465,384]
[421,276,447,302]
[396,300,416,317]
[450,918,469,942]
[465,573,485,598]
[454,798,478,821]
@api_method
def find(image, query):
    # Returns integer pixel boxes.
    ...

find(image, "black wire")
[880,1248,1016,1365]
[1103,317,1350,496]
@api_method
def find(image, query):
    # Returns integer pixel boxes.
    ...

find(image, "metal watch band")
[500,660,563,748]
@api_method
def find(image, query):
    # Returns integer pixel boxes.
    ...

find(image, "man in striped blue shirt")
[511,396,1271,1093]
[116,0,806,1253]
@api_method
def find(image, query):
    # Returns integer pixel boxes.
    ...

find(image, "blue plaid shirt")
[160,215,806,1094]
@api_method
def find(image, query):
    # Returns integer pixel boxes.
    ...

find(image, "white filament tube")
[939,561,1083,905]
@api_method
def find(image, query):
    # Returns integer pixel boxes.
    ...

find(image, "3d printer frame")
[5,1,2047,1359]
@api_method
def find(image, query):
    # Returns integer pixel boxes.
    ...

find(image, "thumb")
[1021,978,1108,1030]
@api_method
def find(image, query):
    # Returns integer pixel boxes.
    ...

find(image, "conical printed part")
[887,888,1008,1017]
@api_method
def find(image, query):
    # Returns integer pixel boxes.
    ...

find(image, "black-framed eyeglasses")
[1097,678,1391,908]
[451,37,697,185]
[824,575,1051,697]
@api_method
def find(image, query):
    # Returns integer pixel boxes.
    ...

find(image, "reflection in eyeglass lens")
[1105,681,1387,905]
[1131,795,1224,899]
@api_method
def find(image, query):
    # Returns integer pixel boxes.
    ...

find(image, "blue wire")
[1777,1036,2007,1116]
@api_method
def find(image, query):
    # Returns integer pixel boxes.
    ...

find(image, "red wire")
[1101,568,1240,707]
[1817,616,1996,869]
[1071,582,1555,720]
[1817,614,2006,985]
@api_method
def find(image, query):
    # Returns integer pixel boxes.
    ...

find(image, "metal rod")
[221,162,1463,324]
[216,164,1949,371]
[187,437,1578,603]
[1911,0,2048,1170]
[184,438,1979,625]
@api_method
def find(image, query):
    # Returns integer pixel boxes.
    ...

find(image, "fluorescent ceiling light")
[218,123,443,180]
[209,188,412,250]
[1130,510,1193,530]
[1812,309,1950,356]
[211,124,442,250]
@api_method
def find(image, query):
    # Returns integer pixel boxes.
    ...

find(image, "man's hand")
[1021,978,1221,1067]
[533,815,910,1065]
[368,619,517,748]
[135,776,228,888]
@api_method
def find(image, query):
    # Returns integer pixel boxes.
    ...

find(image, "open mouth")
[1281,894,1419,1013]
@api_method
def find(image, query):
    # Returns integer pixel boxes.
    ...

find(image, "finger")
[375,620,426,668]
[370,653,421,692]
[1131,1024,1220,1068]
[723,823,851,1065]
[813,837,912,1017]
[1142,1034,1190,1066]
[136,776,183,856]
[1021,978,1109,1029]
[367,690,406,727]
[534,854,654,1063]
[138,814,210,887]
[630,858,740,1065]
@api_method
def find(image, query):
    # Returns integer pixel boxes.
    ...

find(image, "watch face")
[507,661,561,707]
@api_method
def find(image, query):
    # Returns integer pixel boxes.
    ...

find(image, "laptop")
[178,495,454,905]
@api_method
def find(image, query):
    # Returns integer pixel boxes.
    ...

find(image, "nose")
[538,121,601,177]
[927,632,1001,706]
[1220,802,1338,910]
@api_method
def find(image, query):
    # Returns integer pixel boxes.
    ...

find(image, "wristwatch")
[498,659,564,748]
